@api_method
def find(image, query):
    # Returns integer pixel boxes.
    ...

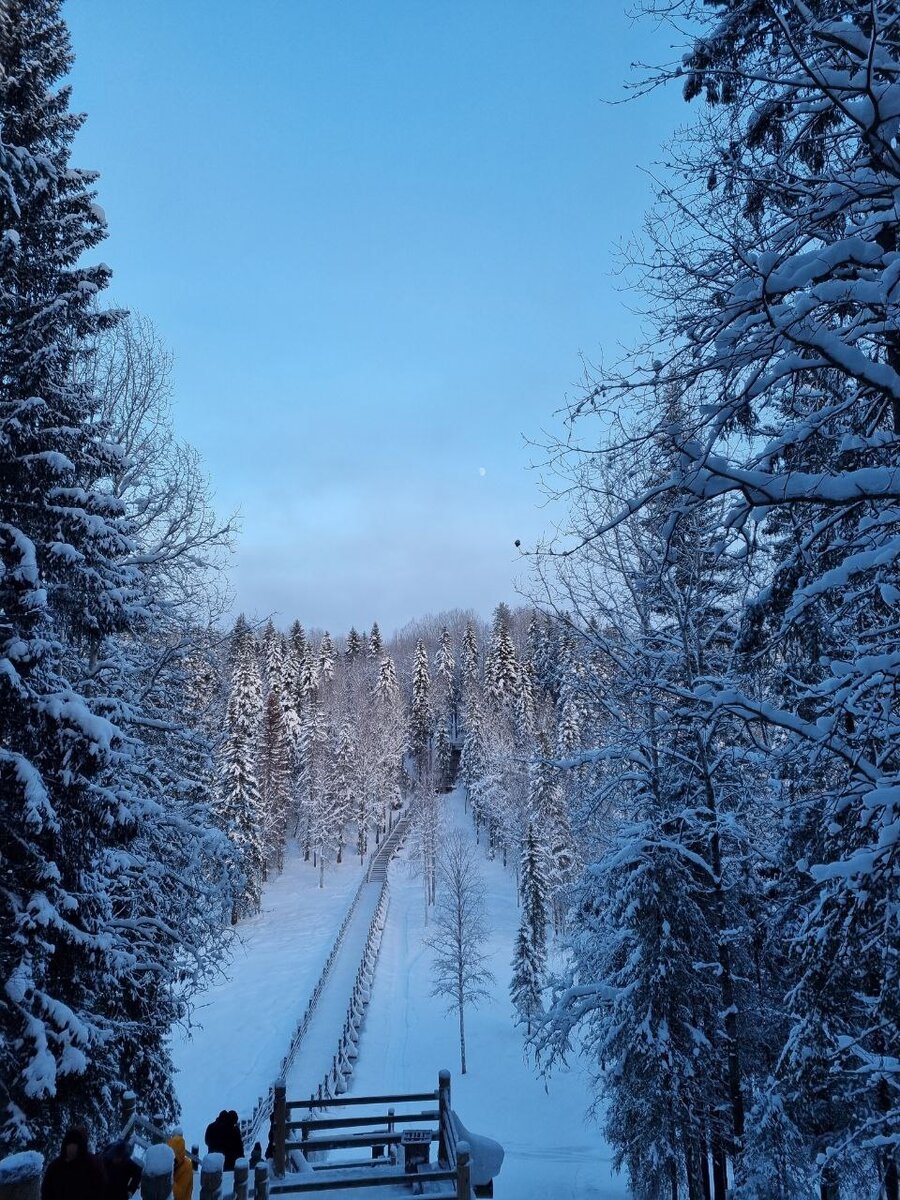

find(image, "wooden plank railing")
[266,1071,472,1197]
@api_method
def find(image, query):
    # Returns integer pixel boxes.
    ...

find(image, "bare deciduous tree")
[425,831,494,1075]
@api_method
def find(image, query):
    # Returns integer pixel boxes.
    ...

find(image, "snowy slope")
[348,788,628,1200]
[169,845,365,1145]
[169,790,627,1197]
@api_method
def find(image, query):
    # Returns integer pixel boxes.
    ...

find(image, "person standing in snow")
[223,1110,244,1170]
[166,1134,194,1200]
[205,1110,229,1155]
[41,1127,106,1200]
[101,1139,142,1200]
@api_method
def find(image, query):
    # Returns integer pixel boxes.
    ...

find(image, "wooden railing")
[267,1071,473,1198]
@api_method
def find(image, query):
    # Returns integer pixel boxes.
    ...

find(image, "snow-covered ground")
[170,789,627,1198]
[169,849,365,1145]
[350,789,627,1200]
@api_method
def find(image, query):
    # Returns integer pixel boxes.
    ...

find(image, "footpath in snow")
[348,788,628,1200]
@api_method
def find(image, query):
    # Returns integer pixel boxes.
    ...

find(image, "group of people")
[203,1109,245,1170]
[37,1107,263,1200]
[40,1127,193,1200]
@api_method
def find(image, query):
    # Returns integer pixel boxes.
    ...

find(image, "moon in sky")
[478,466,487,477]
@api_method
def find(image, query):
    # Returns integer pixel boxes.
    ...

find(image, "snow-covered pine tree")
[461,620,480,709]
[328,720,355,865]
[318,631,335,686]
[0,0,158,1151]
[434,624,458,740]
[368,620,383,659]
[410,638,432,776]
[484,603,519,709]
[260,619,284,691]
[510,823,550,1034]
[220,624,265,919]
[583,4,900,1190]
[528,734,576,932]
[345,626,362,661]
[259,688,292,875]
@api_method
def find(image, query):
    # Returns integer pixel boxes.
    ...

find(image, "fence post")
[199,1153,224,1200]
[438,1069,451,1163]
[0,1152,43,1200]
[121,1091,137,1138]
[455,1141,471,1200]
[233,1158,249,1200]
[273,1080,287,1179]
[141,1145,175,1200]
[253,1161,269,1200]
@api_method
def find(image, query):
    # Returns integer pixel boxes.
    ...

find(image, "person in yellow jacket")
[166,1135,194,1200]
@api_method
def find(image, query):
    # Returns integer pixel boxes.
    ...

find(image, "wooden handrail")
[286,1092,437,1110]
[287,1110,438,1131]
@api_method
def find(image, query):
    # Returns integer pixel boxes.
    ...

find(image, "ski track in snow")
[170,790,628,1198]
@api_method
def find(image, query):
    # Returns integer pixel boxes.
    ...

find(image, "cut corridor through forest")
[170,789,626,1199]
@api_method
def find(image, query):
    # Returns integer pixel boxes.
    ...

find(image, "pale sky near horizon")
[65,1,686,637]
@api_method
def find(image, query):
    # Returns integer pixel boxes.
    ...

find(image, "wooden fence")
[266,1069,474,1198]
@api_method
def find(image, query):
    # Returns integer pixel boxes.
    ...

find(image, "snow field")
[169,843,366,1146]
[348,788,628,1200]
[170,790,627,1198]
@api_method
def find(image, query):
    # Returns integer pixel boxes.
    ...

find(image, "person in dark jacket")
[249,1142,262,1168]
[101,1140,142,1200]
[41,1127,106,1200]
[205,1110,229,1156]
[223,1110,244,1171]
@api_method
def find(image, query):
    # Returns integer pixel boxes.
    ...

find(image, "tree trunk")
[458,988,467,1075]
[698,1125,711,1200]
[884,1158,899,1200]
[711,1135,727,1200]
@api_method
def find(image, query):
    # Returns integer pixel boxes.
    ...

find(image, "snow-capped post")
[232,1158,249,1200]
[141,1144,174,1200]
[121,1091,137,1139]
[455,1140,471,1200]
[273,1080,288,1177]
[438,1069,451,1163]
[253,1161,269,1200]
[0,1151,43,1200]
[199,1153,224,1200]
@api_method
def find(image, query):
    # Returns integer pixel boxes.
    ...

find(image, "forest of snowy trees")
[2,2,899,1200]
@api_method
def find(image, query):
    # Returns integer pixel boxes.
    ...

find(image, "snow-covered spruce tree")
[532,430,777,1198]
[328,720,355,866]
[434,624,458,744]
[260,619,283,692]
[220,620,265,918]
[368,620,383,660]
[528,734,577,933]
[574,3,900,1191]
[318,630,335,687]
[345,626,362,662]
[0,1,232,1152]
[484,602,520,708]
[410,637,432,776]
[510,823,550,1034]
[259,688,292,875]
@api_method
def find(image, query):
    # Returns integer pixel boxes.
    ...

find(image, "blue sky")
[65,1,684,635]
